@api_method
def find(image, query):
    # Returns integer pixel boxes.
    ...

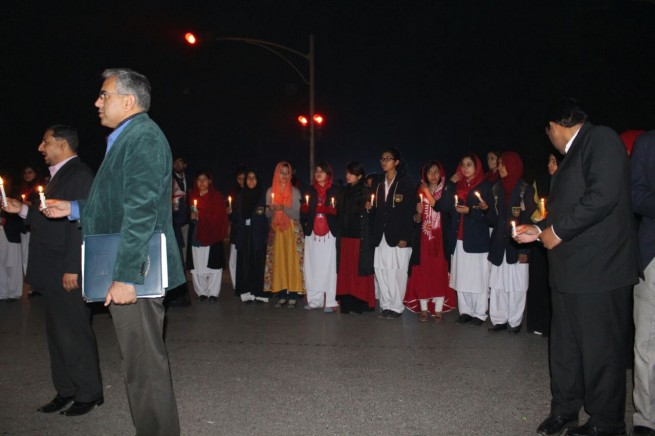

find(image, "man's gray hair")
[102,68,151,111]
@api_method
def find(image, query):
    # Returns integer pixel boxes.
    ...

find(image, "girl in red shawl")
[264,161,305,307]
[300,162,341,312]
[188,170,229,302]
[404,161,457,322]
[441,153,496,326]
[487,152,535,333]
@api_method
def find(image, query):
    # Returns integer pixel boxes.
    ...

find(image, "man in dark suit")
[3,125,102,416]
[517,98,639,436]
[44,69,185,435]
[631,130,655,436]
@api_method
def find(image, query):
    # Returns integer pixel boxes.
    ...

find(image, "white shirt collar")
[564,126,582,154]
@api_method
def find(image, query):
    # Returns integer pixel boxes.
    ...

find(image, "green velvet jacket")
[80,113,185,289]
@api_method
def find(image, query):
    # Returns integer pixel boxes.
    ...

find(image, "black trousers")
[36,285,103,403]
[549,285,632,430]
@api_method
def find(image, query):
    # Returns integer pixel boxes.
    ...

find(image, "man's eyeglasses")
[98,91,132,101]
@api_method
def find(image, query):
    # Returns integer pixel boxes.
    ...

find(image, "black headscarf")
[240,170,262,217]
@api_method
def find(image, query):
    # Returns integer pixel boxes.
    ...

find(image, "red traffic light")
[313,114,324,126]
[184,32,197,45]
[297,115,309,126]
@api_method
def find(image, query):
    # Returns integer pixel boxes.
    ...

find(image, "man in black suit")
[3,125,103,416]
[517,99,638,436]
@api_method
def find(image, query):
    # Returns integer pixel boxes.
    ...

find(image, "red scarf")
[312,164,333,237]
[500,152,523,207]
[455,154,485,201]
[421,161,446,257]
[271,162,293,232]
[189,185,228,246]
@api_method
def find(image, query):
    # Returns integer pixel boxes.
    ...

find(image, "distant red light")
[298,115,309,126]
[313,114,324,125]
[184,32,197,45]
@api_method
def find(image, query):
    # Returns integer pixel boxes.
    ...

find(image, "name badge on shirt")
[394,194,403,204]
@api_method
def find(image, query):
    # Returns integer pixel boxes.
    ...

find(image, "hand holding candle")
[38,186,47,210]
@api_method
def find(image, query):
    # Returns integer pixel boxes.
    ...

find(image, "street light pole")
[204,34,316,182]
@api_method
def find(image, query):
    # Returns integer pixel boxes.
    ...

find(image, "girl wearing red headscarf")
[264,161,305,307]
[187,170,229,302]
[300,162,342,312]
[441,153,496,326]
[487,152,535,333]
[404,160,457,322]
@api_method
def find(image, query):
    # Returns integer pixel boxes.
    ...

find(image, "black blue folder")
[82,232,168,302]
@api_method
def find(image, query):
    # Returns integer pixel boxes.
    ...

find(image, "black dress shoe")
[488,323,508,332]
[198,295,208,301]
[385,310,402,319]
[455,314,473,325]
[567,423,626,436]
[378,309,390,318]
[508,324,522,333]
[468,317,484,326]
[632,426,655,436]
[536,414,578,435]
[60,398,104,416]
[37,394,74,413]
[209,296,218,302]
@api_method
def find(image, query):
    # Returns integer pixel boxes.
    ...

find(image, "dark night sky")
[2,0,655,191]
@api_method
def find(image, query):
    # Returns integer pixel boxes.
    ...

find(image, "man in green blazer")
[46,68,185,436]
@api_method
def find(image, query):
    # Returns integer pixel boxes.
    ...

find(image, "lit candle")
[192,199,198,213]
[474,191,483,203]
[228,195,232,208]
[271,192,275,204]
[0,177,6,207]
[419,193,424,203]
[21,194,25,202]
[539,198,546,217]
[305,195,310,205]
[370,194,375,205]
[330,197,335,208]
[511,220,517,237]
[454,195,459,207]
[38,186,46,210]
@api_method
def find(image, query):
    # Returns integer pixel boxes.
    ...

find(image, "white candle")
[0,177,6,207]
[330,197,335,208]
[511,220,517,237]
[192,199,198,213]
[21,194,25,202]
[370,194,375,205]
[419,193,424,203]
[539,198,546,217]
[474,191,483,203]
[228,195,232,208]
[271,192,275,204]
[454,195,459,207]
[38,186,46,210]
[305,195,310,205]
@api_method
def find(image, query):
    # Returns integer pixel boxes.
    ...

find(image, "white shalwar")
[449,240,490,320]
[374,236,412,313]
[0,228,23,300]
[489,254,528,328]
[191,246,223,298]
[303,231,338,308]
[229,243,237,290]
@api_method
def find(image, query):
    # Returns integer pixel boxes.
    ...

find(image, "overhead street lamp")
[185,33,317,181]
